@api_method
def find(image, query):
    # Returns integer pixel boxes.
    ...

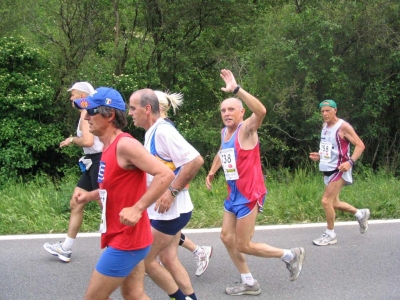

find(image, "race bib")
[98,189,107,233]
[319,142,332,161]
[219,148,239,180]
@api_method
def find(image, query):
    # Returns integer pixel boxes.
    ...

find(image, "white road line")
[1,219,399,240]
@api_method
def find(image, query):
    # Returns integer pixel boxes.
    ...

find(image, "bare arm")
[171,155,204,190]
[337,122,365,172]
[75,189,101,204]
[59,111,95,148]
[72,111,95,147]
[155,155,204,214]
[205,148,222,190]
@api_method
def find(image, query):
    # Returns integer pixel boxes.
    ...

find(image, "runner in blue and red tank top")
[206,69,306,296]
[309,99,370,247]
[73,87,175,300]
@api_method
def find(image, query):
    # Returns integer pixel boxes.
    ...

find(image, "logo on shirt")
[98,161,106,183]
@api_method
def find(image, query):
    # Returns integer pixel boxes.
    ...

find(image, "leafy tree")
[0,36,63,184]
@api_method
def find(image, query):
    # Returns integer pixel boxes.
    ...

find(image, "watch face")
[169,186,179,197]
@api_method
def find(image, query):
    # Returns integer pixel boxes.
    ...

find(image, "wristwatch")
[169,186,180,197]
[233,85,241,94]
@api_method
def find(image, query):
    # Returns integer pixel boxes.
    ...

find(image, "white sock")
[281,249,294,262]
[241,273,255,286]
[354,210,363,219]
[325,229,335,237]
[192,246,202,256]
[62,236,75,251]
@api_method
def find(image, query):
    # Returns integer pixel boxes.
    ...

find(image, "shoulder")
[339,120,354,131]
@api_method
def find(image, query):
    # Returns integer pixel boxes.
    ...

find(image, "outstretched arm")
[220,69,267,133]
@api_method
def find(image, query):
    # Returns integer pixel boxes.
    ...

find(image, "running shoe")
[225,279,261,296]
[43,241,72,262]
[194,246,213,276]
[313,233,337,246]
[358,208,370,234]
[284,247,305,281]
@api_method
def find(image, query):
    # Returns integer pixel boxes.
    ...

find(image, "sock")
[169,289,186,300]
[192,246,202,256]
[62,236,75,251]
[281,249,294,262]
[186,293,197,300]
[240,273,255,286]
[325,229,335,237]
[354,210,363,219]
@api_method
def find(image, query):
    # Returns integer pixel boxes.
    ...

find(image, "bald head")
[221,97,244,110]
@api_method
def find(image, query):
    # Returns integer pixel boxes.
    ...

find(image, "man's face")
[84,108,108,136]
[128,95,147,129]
[70,90,87,108]
[320,106,337,123]
[220,98,244,128]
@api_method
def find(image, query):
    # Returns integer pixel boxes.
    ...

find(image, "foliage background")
[0,0,399,184]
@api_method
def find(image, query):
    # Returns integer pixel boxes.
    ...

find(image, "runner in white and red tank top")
[206,69,306,296]
[309,99,370,246]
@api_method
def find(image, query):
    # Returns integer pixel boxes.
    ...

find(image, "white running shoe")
[43,241,72,262]
[194,246,213,276]
[313,233,338,246]
[358,208,370,234]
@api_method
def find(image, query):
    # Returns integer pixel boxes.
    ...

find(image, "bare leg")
[322,179,357,230]
[159,231,194,295]
[84,270,124,300]
[67,187,88,239]
[145,228,180,295]
[180,235,197,252]
[121,261,150,300]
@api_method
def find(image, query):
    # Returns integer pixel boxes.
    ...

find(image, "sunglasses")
[86,108,100,116]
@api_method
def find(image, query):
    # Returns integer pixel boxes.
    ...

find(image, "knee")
[121,287,145,300]
[220,231,234,248]
[235,238,250,254]
[144,258,161,274]
[321,197,330,208]
[158,253,176,269]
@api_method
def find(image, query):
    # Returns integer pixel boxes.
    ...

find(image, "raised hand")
[220,69,238,93]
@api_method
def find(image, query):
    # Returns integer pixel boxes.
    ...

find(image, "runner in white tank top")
[309,99,370,246]
[43,82,103,262]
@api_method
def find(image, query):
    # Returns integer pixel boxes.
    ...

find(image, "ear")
[108,109,116,122]
[145,104,152,115]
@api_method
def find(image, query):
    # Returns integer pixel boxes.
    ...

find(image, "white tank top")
[319,119,350,171]
[77,119,103,154]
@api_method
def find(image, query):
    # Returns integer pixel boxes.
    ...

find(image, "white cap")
[67,82,95,95]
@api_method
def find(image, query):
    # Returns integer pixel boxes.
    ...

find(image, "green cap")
[319,99,337,109]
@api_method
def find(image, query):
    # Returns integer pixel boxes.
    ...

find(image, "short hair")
[139,90,160,114]
[154,90,184,117]
[97,106,127,129]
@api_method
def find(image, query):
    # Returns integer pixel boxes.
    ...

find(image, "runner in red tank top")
[74,87,174,300]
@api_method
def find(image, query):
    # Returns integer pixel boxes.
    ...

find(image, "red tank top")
[98,132,152,250]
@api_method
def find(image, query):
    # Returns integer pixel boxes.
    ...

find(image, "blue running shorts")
[150,211,192,235]
[96,245,150,277]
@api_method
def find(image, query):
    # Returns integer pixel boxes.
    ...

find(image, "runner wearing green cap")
[309,100,370,246]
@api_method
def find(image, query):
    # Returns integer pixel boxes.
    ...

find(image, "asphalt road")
[1,220,399,300]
